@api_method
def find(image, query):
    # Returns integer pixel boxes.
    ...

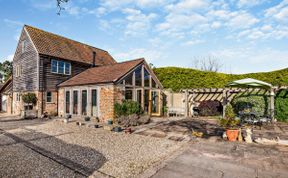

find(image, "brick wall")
[99,85,123,122]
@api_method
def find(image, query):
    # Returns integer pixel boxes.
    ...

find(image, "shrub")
[225,103,235,119]
[275,90,288,122]
[231,95,268,118]
[22,93,37,105]
[198,100,223,116]
[114,100,142,117]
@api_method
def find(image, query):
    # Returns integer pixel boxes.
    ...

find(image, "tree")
[56,0,69,15]
[0,60,12,82]
[192,56,223,72]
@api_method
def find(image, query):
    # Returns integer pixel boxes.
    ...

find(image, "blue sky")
[0,0,287,74]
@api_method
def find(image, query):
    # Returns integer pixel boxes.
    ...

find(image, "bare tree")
[56,0,69,15]
[192,56,223,72]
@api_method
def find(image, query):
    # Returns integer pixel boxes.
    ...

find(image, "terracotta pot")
[226,129,239,141]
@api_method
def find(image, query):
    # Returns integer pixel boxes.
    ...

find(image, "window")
[135,66,142,86]
[22,40,27,53]
[46,92,52,103]
[65,63,71,75]
[16,93,21,101]
[144,68,150,87]
[152,78,157,88]
[51,60,58,73]
[51,59,71,75]
[58,61,64,74]
[73,91,78,114]
[81,90,87,115]
[125,89,133,100]
[124,72,133,85]
[91,89,97,116]
[15,65,21,77]
[65,91,70,114]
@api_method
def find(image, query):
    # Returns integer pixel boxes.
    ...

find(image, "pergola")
[182,78,275,121]
[227,78,275,121]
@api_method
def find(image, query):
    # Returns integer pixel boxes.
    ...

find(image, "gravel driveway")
[0,117,183,178]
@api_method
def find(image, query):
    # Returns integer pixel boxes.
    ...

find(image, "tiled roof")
[58,58,144,87]
[24,25,116,65]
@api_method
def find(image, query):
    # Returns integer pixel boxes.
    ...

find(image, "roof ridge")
[24,24,109,53]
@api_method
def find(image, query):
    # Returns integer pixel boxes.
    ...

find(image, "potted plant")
[220,104,240,141]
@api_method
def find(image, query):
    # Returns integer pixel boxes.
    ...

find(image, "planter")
[114,126,122,132]
[84,116,90,122]
[107,120,113,125]
[226,129,239,141]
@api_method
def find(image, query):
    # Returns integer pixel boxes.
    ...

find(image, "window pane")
[144,68,150,87]
[73,91,78,114]
[152,78,157,88]
[51,60,58,73]
[58,61,64,74]
[125,89,133,100]
[82,90,87,115]
[91,89,97,116]
[135,66,142,86]
[65,62,71,75]
[124,72,133,85]
[47,92,52,102]
[66,91,70,114]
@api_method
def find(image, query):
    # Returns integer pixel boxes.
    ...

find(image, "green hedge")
[275,90,288,122]
[231,95,268,118]
[154,67,288,91]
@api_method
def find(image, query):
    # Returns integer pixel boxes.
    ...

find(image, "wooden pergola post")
[222,89,227,118]
[190,91,194,117]
[270,88,275,122]
[184,89,189,117]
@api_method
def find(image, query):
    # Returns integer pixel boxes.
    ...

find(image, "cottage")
[1,25,163,121]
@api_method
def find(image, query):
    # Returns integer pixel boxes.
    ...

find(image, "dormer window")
[21,40,27,53]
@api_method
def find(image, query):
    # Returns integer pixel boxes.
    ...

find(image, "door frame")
[150,89,161,116]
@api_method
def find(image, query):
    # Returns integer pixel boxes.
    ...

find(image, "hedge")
[154,67,288,92]
[275,90,288,122]
[198,100,223,116]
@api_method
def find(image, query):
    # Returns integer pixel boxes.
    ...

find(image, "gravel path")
[1,120,183,178]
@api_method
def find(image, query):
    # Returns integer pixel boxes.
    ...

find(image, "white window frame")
[15,65,21,77]
[22,40,27,53]
[51,59,71,75]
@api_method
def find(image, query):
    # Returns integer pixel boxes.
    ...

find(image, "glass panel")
[124,72,133,85]
[152,91,159,114]
[144,90,150,113]
[58,61,64,74]
[46,92,52,102]
[152,78,157,88]
[136,90,142,107]
[65,63,71,75]
[135,66,142,86]
[51,60,58,73]
[82,90,87,115]
[125,89,133,100]
[73,91,78,114]
[91,89,97,116]
[144,68,150,87]
[65,91,70,114]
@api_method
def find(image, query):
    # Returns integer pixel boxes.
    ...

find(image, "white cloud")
[183,39,205,46]
[227,11,259,29]
[4,19,23,27]
[211,21,222,29]
[122,8,157,36]
[165,0,208,12]
[274,7,288,21]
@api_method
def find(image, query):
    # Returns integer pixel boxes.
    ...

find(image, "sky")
[0,0,287,74]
